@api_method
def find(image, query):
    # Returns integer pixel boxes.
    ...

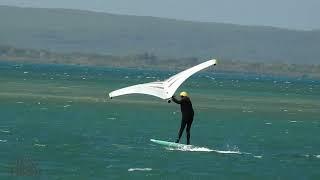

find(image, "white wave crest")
[128,168,152,172]
[0,129,10,133]
[34,143,47,147]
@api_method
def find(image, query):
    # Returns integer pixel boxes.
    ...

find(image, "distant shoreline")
[1,46,319,79]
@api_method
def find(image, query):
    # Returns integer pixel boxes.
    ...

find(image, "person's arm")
[171,95,181,104]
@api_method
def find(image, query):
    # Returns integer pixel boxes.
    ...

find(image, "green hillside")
[0,6,319,64]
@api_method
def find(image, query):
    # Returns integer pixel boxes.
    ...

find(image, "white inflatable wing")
[163,59,216,98]
[109,59,217,100]
[109,81,167,99]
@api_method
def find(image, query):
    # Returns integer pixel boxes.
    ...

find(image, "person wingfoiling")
[171,91,194,145]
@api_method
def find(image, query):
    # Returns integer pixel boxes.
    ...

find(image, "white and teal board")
[150,139,190,148]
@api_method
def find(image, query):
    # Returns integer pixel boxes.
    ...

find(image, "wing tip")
[209,59,217,65]
[108,92,113,99]
[206,59,217,66]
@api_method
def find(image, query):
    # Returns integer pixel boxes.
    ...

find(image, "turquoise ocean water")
[0,62,320,179]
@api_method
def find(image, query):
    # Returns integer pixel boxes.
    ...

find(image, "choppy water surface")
[0,62,320,179]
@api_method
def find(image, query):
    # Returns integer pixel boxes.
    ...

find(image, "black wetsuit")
[172,96,194,145]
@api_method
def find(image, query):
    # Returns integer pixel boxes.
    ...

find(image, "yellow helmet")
[180,91,188,97]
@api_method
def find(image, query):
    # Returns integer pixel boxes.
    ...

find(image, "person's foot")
[175,139,179,143]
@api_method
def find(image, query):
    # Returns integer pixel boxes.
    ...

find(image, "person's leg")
[186,117,194,145]
[176,119,187,143]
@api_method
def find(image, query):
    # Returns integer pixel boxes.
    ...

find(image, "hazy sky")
[1,0,319,30]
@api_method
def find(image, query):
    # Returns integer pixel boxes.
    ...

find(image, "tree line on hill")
[1,46,319,78]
